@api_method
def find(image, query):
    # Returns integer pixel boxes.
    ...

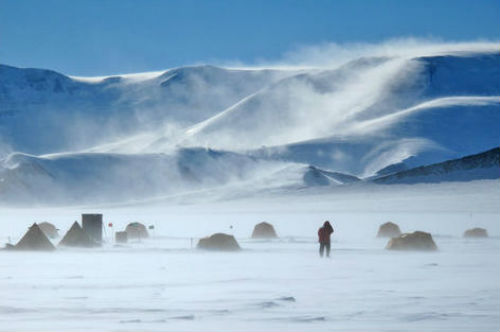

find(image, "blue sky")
[1,0,499,76]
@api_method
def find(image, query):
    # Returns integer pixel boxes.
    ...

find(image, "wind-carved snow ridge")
[70,70,168,84]
[0,41,499,204]
[349,96,500,139]
[180,58,415,150]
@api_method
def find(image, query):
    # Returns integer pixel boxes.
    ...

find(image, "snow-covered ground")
[1,180,499,331]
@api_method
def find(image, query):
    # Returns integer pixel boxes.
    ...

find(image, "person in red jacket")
[318,221,334,257]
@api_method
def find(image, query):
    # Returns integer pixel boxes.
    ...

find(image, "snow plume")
[180,57,422,150]
[246,38,500,69]
[1,38,498,156]
[0,149,300,205]
[350,96,500,135]
[176,39,499,152]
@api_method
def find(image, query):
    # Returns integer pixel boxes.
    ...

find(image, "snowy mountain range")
[1,43,499,204]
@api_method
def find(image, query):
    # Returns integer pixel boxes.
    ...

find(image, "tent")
[376,222,402,238]
[12,223,55,251]
[197,233,240,251]
[59,221,99,248]
[38,222,59,239]
[251,222,278,239]
[125,222,149,239]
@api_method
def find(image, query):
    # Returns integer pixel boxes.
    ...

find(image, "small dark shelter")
[463,227,488,238]
[115,231,128,243]
[82,214,103,243]
[377,222,402,238]
[197,233,240,251]
[59,221,99,248]
[385,231,437,251]
[251,222,278,239]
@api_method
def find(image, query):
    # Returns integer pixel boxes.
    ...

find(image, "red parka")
[318,221,334,243]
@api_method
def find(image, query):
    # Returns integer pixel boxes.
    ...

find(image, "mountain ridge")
[373,147,500,184]
[1,44,499,204]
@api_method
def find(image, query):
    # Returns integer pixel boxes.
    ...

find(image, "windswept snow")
[0,179,499,331]
[0,42,499,204]
[70,70,167,84]
[0,40,499,332]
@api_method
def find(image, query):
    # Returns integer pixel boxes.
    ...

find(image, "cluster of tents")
[3,219,278,252]
[4,217,152,251]
[3,217,489,252]
[199,221,490,252]
[376,221,489,251]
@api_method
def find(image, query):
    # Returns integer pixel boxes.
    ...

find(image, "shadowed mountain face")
[0,45,499,205]
[373,147,500,184]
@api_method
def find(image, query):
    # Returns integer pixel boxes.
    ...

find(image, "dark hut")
[59,221,99,248]
[197,233,240,251]
[125,222,149,239]
[251,222,278,239]
[11,223,55,251]
[38,222,59,239]
[377,222,402,238]
[386,231,437,251]
[115,231,128,243]
[82,214,103,243]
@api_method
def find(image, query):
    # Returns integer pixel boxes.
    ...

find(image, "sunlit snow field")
[1,180,499,332]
